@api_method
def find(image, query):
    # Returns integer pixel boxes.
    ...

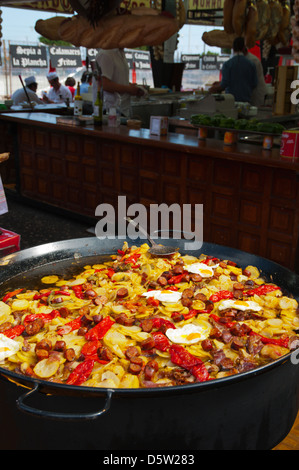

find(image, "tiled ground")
[0,193,95,251]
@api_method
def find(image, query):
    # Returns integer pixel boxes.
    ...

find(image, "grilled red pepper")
[244,285,280,297]
[3,324,25,339]
[81,340,102,358]
[72,285,84,299]
[250,331,289,348]
[183,307,213,321]
[2,289,23,303]
[57,315,84,335]
[209,290,234,303]
[124,253,141,266]
[152,317,176,331]
[33,291,51,300]
[106,268,115,279]
[85,316,115,341]
[54,290,71,296]
[24,310,60,326]
[146,297,160,307]
[202,257,219,265]
[169,344,211,382]
[167,273,186,285]
[152,331,170,351]
[209,313,235,329]
[80,340,109,363]
[66,359,95,386]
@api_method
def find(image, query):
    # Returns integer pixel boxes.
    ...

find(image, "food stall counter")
[0,111,298,273]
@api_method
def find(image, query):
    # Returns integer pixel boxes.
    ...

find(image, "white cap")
[47,72,58,81]
[25,76,37,86]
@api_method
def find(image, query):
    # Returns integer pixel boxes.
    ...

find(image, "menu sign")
[87,48,151,70]
[125,49,151,70]
[49,46,82,68]
[9,45,47,68]
[181,54,200,70]
[201,55,217,70]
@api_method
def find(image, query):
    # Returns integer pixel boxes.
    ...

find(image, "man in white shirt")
[43,72,72,104]
[11,76,43,105]
[93,49,145,117]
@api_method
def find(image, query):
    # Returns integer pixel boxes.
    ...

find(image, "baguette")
[202,29,238,48]
[58,13,180,48]
[35,16,68,40]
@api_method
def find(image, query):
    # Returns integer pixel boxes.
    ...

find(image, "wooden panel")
[271,169,297,200]
[36,153,49,173]
[162,180,182,204]
[83,138,98,158]
[140,148,161,173]
[50,157,65,176]
[120,170,138,196]
[210,222,234,247]
[239,198,263,227]
[212,193,234,219]
[237,230,261,255]
[266,238,293,265]
[187,156,209,182]
[20,151,34,168]
[65,134,81,154]
[49,132,63,152]
[34,129,47,148]
[241,165,265,194]
[268,204,294,234]
[19,126,32,146]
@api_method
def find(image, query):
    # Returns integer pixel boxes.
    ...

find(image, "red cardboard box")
[280,130,299,161]
[0,228,20,256]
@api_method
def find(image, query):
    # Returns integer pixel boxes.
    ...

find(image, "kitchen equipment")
[0,236,298,450]
[125,217,178,256]
[179,94,238,119]
[18,75,34,110]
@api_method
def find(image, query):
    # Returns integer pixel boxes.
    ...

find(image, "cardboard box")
[280,129,299,161]
[0,228,20,256]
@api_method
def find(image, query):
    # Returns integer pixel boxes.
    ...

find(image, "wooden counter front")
[0,112,298,273]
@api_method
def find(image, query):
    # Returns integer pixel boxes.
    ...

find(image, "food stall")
[0,0,299,452]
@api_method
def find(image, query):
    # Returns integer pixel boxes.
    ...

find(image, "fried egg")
[166,322,211,344]
[142,290,182,303]
[218,299,262,312]
[183,262,219,278]
[0,333,20,362]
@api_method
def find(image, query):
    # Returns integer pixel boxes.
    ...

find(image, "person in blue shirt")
[209,37,258,103]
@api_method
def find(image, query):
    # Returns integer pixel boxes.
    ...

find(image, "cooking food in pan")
[0,243,298,389]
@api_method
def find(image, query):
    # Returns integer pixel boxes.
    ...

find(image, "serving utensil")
[125,216,178,256]
[18,75,34,110]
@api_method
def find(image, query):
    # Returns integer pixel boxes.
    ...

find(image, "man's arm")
[102,76,144,97]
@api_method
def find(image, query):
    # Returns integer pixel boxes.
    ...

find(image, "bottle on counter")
[93,83,103,126]
[132,62,136,84]
[74,83,83,116]
[107,93,121,128]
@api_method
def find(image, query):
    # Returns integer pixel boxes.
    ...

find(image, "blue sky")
[1,5,216,55]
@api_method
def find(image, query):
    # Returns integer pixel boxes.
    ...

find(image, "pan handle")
[16,383,113,420]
